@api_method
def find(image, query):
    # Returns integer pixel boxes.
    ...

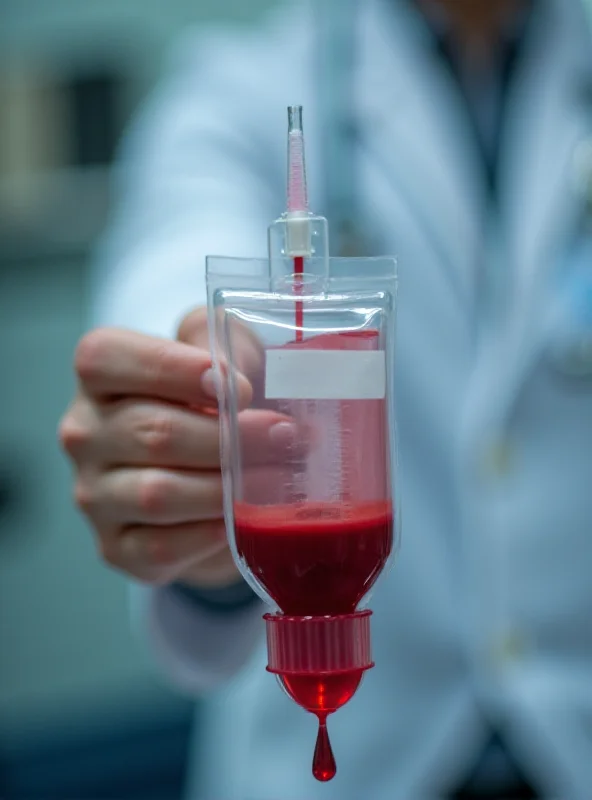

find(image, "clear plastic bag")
[207,253,398,780]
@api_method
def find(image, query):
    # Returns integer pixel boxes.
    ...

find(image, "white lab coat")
[93,0,592,797]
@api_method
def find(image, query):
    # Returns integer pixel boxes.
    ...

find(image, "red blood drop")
[312,718,336,782]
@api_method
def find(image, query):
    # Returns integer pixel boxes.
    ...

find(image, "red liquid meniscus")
[234,501,393,616]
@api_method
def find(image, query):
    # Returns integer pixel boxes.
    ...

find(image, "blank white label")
[265,350,386,400]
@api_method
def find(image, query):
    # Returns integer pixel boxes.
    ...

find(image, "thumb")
[177,306,209,349]
[177,306,265,389]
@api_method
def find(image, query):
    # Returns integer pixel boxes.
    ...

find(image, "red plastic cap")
[264,610,373,675]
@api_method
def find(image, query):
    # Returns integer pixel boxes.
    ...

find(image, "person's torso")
[185,1,592,796]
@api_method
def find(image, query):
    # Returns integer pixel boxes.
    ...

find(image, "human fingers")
[93,398,222,469]
[236,408,311,466]
[177,306,264,390]
[78,467,224,528]
[75,326,251,409]
[97,519,230,585]
[62,398,308,471]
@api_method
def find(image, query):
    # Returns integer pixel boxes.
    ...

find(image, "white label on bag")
[265,350,386,400]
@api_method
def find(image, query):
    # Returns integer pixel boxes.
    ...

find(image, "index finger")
[75,327,252,408]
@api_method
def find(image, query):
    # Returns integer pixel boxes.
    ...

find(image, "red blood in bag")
[234,330,393,782]
[234,502,393,616]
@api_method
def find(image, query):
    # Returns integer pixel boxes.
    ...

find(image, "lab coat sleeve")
[88,20,304,691]
[133,585,264,694]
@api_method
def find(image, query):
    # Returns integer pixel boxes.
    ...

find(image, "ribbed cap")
[264,611,373,675]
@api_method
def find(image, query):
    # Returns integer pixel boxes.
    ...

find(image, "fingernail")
[201,368,218,400]
[268,421,299,447]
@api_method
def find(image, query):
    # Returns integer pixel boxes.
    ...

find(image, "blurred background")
[0,1,276,798]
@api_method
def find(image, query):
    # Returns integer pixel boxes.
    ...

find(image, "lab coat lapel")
[357,0,487,310]
[497,0,592,401]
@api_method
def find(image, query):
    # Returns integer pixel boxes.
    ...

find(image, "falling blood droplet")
[312,717,336,782]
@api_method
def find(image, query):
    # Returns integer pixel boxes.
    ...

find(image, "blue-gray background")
[0,2,277,797]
